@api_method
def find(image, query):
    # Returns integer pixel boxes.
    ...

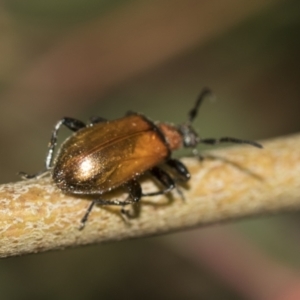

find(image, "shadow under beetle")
[20,89,262,229]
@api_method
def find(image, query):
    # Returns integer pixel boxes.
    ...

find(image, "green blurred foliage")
[5,0,129,24]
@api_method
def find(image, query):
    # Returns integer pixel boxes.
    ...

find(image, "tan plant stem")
[0,134,299,258]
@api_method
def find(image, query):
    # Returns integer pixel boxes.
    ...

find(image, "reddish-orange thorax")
[157,123,183,151]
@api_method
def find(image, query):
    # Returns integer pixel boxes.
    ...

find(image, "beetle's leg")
[88,116,107,125]
[79,198,135,230]
[79,180,142,229]
[165,158,191,182]
[121,179,142,219]
[125,110,138,116]
[142,167,175,196]
[200,137,262,148]
[126,179,142,202]
[43,117,86,172]
[164,159,190,200]
[79,201,96,230]
[46,117,86,169]
[19,117,86,179]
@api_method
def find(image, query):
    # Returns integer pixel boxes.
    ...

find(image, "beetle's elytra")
[20,89,262,229]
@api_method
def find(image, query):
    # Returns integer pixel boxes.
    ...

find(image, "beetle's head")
[176,88,211,148]
[177,88,262,151]
[177,123,199,148]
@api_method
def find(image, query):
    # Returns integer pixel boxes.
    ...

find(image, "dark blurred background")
[1,0,300,299]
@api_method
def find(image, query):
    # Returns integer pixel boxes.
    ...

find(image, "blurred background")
[1,0,300,299]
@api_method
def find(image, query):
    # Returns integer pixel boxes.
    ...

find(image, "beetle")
[20,88,262,229]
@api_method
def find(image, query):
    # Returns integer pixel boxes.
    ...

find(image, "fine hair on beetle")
[20,88,262,229]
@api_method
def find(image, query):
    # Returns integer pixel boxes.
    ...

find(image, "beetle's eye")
[179,125,198,148]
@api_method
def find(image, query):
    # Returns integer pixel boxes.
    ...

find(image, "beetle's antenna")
[200,137,263,148]
[188,88,212,124]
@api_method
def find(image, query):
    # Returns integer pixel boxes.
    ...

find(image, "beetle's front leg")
[19,117,86,179]
[142,167,175,197]
[165,158,191,182]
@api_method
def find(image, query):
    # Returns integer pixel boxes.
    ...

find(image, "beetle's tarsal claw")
[78,222,85,231]
[79,216,87,230]
[250,141,263,148]
[18,171,38,179]
[120,207,132,225]
[176,186,185,201]
[18,171,30,179]
[18,170,50,180]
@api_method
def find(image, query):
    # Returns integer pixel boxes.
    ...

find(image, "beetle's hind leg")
[79,180,142,229]
[19,117,86,179]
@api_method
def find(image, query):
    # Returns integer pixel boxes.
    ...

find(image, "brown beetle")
[20,89,262,229]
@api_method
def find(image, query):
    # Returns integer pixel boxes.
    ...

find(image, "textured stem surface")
[0,134,300,258]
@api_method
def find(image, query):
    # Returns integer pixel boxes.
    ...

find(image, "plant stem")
[0,134,299,258]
